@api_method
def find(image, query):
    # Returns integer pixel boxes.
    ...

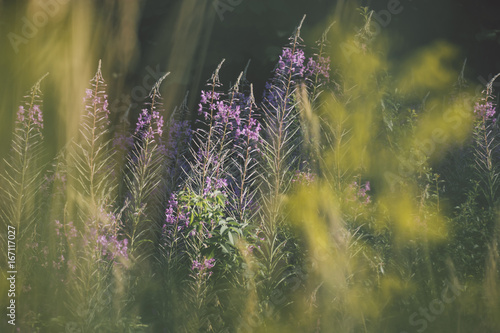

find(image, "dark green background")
[1,0,499,159]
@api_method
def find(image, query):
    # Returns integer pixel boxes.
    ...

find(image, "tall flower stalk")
[473,73,500,207]
[1,73,48,244]
[229,84,262,223]
[124,72,169,258]
[187,59,227,194]
[66,61,137,330]
[260,15,307,229]
[72,60,114,220]
[256,15,311,323]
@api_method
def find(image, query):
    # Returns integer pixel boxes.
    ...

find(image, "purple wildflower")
[198,90,222,119]
[292,170,316,186]
[203,177,227,196]
[263,36,310,112]
[16,104,44,131]
[277,47,306,77]
[135,108,164,140]
[67,221,78,239]
[305,55,331,83]
[198,88,244,134]
[85,88,93,100]
[17,106,25,123]
[32,105,43,128]
[97,233,129,260]
[165,193,179,225]
[348,180,371,205]
[236,117,261,143]
[83,85,110,126]
[165,193,191,230]
[191,257,216,277]
[138,108,164,140]
[474,101,496,120]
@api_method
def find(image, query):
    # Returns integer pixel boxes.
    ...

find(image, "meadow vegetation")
[1,6,500,333]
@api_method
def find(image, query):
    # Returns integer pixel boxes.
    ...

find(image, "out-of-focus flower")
[474,101,496,120]
[191,257,216,277]
[16,104,44,131]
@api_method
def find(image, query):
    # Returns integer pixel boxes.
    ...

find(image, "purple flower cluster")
[305,55,331,83]
[17,105,44,130]
[291,170,316,186]
[55,220,78,236]
[84,88,110,126]
[198,90,222,119]
[203,177,227,196]
[191,257,215,277]
[349,181,371,205]
[263,40,331,109]
[194,68,263,200]
[219,103,241,129]
[135,108,165,140]
[165,193,190,230]
[235,117,261,143]
[277,47,306,77]
[55,220,78,245]
[263,44,308,109]
[96,234,129,260]
[52,220,78,273]
[82,209,130,262]
[198,89,244,132]
[474,101,496,120]
[52,254,65,270]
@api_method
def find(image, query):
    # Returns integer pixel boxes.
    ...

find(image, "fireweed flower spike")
[1,73,48,242]
[191,257,216,277]
[227,84,262,221]
[261,15,308,221]
[135,72,169,142]
[188,59,228,194]
[472,74,500,206]
[474,101,496,120]
[73,60,116,217]
[135,108,165,140]
[165,192,191,230]
[17,104,45,130]
[125,72,169,256]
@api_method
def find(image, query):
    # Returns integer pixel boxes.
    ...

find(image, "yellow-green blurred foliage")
[282,3,500,332]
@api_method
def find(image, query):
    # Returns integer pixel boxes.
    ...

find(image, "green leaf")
[220,244,230,254]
